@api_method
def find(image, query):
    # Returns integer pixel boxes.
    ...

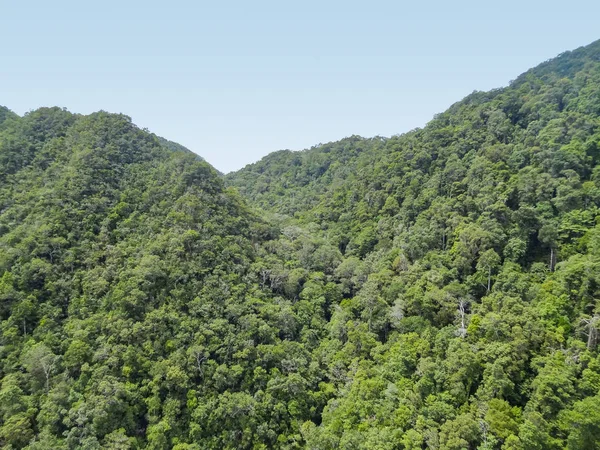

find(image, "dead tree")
[457,298,469,338]
[582,315,600,350]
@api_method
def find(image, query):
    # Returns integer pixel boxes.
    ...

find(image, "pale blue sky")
[1,0,599,172]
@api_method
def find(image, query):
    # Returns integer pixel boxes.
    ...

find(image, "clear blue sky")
[1,1,599,173]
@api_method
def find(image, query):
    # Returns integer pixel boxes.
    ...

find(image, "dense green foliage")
[1,39,600,449]
[227,40,600,449]
[0,109,310,449]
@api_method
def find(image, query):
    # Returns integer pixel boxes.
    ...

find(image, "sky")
[1,1,600,173]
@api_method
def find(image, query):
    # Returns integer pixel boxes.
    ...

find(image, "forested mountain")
[0,108,307,449]
[226,39,600,449]
[1,39,600,450]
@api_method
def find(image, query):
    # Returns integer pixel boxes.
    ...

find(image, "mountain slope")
[228,40,600,260]
[225,135,385,216]
[226,39,600,449]
[0,107,329,449]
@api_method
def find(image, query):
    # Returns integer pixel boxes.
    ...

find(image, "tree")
[581,314,600,350]
[539,221,559,271]
[476,249,501,293]
[457,298,469,338]
[560,395,600,449]
[23,343,58,393]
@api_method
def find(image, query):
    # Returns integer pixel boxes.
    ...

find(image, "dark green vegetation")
[2,40,600,450]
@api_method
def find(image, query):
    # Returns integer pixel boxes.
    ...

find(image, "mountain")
[227,40,600,262]
[226,39,600,448]
[0,107,317,449]
[1,39,600,450]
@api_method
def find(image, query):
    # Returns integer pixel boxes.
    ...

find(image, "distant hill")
[227,39,600,260]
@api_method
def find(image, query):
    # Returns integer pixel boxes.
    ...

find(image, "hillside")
[228,40,600,262]
[226,39,600,449]
[1,39,600,450]
[0,108,325,449]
